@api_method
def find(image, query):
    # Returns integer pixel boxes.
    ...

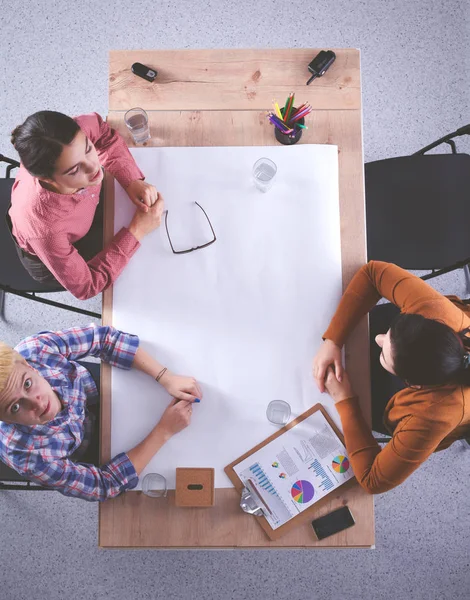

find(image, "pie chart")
[291,480,314,503]
[332,455,350,473]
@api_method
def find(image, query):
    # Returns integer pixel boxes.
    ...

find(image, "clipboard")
[224,403,356,540]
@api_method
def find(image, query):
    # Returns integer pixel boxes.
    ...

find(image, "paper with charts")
[233,410,354,529]
[111,144,343,489]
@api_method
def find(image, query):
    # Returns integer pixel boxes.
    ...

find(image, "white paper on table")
[233,409,354,530]
[110,144,343,489]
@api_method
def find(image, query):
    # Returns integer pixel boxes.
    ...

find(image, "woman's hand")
[128,194,165,241]
[324,367,355,404]
[159,371,202,403]
[125,179,159,212]
[156,398,193,441]
[312,339,344,392]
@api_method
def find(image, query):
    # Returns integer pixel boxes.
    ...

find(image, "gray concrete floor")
[1,1,469,599]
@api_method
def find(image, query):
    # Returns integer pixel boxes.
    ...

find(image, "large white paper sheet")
[111,145,342,488]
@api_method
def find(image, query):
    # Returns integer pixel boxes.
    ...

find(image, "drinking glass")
[124,107,151,144]
[266,400,291,425]
[252,158,277,192]
[142,473,167,497]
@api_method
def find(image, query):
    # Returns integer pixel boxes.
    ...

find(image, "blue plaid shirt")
[0,325,140,501]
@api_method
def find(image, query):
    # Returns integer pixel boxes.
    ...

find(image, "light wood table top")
[101,48,373,548]
[109,48,360,111]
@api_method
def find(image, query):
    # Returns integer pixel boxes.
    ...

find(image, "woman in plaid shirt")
[0,324,201,501]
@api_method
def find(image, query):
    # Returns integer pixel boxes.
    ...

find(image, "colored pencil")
[289,103,309,120]
[268,114,288,130]
[282,94,290,119]
[290,113,309,124]
[285,93,294,123]
[290,103,311,116]
[269,114,293,134]
[271,118,293,134]
[273,101,283,120]
[289,107,312,123]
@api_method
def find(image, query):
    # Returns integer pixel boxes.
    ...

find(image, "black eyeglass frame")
[164,201,217,255]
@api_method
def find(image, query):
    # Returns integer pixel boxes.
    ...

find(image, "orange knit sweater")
[323,261,470,494]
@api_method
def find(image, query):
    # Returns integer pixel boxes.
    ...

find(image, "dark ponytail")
[390,313,470,386]
[11,111,80,179]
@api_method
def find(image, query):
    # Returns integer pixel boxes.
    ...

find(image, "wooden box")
[175,468,215,507]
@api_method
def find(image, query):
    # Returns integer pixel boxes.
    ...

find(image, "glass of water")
[124,107,151,144]
[266,400,291,425]
[252,157,277,192]
[141,472,167,497]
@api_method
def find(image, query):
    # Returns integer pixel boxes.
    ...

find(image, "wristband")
[155,367,167,383]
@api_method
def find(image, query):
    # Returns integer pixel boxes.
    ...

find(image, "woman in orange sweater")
[312,261,470,494]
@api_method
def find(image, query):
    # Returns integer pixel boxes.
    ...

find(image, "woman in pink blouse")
[9,111,163,300]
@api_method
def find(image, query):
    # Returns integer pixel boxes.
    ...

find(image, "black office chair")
[366,124,470,444]
[0,154,100,320]
[366,124,470,283]
[0,361,101,490]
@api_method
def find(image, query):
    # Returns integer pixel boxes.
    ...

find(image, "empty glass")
[124,107,151,144]
[141,473,167,497]
[266,400,291,425]
[252,158,277,192]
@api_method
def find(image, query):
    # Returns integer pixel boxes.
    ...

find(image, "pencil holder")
[274,107,305,145]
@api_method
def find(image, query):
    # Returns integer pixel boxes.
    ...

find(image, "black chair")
[366,124,470,283]
[0,361,101,490]
[366,124,470,444]
[0,460,51,490]
[0,154,100,319]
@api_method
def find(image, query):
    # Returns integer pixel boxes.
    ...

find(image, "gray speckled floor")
[1,1,470,599]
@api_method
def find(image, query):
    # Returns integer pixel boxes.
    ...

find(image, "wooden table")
[100,49,373,548]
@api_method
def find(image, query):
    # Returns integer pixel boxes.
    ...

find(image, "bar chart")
[310,458,334,492]
[249,462,277,495]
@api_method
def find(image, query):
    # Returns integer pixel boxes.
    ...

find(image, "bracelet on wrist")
[155,367,167,383]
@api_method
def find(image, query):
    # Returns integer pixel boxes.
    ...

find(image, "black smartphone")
[131,62,158,82]
[311,506,355,540]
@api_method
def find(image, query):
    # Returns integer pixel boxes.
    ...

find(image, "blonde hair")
[0,342,23,392]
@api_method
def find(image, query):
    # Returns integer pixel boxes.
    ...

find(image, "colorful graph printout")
[233,408,355,530]
[332,455,350,473]
[291,480,315,504]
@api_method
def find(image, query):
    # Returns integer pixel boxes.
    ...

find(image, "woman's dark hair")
[389,313,470,386]
[11,111,80,179]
